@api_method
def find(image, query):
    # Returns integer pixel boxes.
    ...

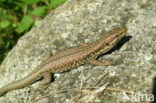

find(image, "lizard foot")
[37,84,50,94]
[31,84,50,101]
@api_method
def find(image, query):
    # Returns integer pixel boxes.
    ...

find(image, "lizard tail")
[0,71,41,96]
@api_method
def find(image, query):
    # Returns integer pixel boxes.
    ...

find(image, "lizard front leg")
[80,42,88,46]
[88,58,114,66]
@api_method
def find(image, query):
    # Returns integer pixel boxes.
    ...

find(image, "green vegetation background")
[0,0,67,64]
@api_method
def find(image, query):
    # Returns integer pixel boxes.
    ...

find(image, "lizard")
[0,28,127,97]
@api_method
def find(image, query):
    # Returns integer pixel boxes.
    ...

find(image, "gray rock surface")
[0,0,156,103]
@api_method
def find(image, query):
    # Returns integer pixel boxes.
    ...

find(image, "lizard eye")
[106,42,109,46]
[115,35,119,37]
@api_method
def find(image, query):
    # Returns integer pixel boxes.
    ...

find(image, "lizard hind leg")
[31,72,52,101]
[39,72,52,90]
[36,72,52,94]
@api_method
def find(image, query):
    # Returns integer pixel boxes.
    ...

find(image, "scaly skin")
[0,28,127,96]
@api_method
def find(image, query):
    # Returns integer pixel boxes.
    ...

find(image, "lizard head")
[96,28,127,56]
[104,28,127,46]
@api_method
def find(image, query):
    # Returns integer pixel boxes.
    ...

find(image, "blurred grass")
[0,0,67,64]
